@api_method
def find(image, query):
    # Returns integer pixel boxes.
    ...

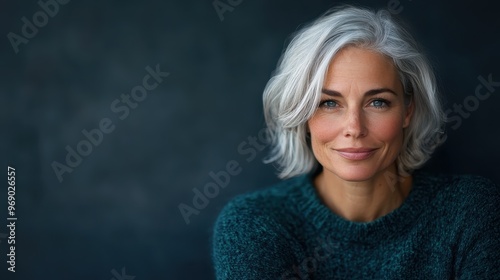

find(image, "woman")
[212,6,500,279]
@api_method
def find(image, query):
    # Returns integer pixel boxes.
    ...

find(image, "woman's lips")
[335,148,378,160]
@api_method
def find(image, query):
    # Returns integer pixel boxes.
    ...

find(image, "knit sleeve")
[212,195,299,280]
[455,176,500,279]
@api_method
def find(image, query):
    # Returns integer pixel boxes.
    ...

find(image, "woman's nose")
[343,108,367,138]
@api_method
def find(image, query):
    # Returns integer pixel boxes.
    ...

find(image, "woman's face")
[307,46,413,182]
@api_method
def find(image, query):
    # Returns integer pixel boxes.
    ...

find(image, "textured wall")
[0,0,499,279]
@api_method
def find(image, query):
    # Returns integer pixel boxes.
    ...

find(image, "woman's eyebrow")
[321,88,398,96]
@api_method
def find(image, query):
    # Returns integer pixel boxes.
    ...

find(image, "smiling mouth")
[335,148,378,160]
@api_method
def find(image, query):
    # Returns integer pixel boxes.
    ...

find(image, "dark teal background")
[0,0,499,279]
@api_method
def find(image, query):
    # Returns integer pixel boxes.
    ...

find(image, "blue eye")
[370,99,390,109]
[320,100,338,109]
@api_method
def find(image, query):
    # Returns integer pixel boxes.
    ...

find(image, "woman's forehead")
[324,47,402,93]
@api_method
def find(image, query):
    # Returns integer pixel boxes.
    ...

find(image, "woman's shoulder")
[421,172,499,201]
[212,174,315,243]
[418,173,500,276]
[212,176,310,278]
[418,172,500,225]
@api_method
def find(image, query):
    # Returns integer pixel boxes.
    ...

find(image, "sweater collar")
[293,171,435,244]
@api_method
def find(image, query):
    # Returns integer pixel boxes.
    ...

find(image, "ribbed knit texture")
[212,172,500,279]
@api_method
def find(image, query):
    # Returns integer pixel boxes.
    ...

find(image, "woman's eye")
[320,100,338,108]
[370,99,389,108]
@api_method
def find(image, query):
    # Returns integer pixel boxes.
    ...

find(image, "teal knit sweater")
[212,172,500,279]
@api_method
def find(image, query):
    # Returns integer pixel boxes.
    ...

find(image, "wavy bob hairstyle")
[263,6,446,179]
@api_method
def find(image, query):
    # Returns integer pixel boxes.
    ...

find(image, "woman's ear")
[403,98,414,128]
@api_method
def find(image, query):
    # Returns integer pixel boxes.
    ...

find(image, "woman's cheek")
[368,113,404,142]
[309,114,341,143]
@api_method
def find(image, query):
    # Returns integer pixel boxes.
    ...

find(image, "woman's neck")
[314,165,413,222]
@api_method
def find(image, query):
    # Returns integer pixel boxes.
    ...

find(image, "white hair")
[263,5,446,179]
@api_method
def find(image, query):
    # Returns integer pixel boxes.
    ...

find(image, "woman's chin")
[328,167,378,182]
